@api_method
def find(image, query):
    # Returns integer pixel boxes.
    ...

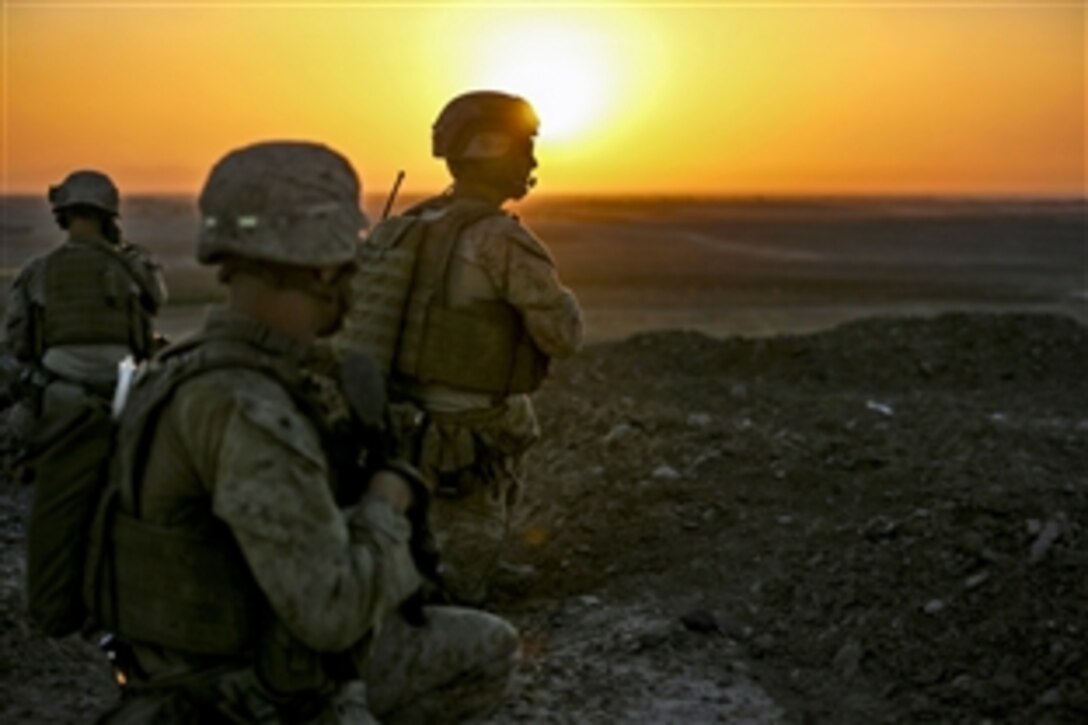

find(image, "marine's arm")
[182,373,422,652]
[3,259,45,362]
[477,219,584,359]
[119,244,168,312]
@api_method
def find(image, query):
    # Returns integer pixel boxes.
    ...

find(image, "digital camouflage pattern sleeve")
[469,216,584,359]
[3,256,46,362]
[119,243,168,311]
[171,369,423,652]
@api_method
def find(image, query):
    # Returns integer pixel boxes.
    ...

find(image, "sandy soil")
[485,311,1087,723]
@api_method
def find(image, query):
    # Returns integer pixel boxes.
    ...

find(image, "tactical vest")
[37,237,156,359]
[85,320,356,691]
[342,197,547,397]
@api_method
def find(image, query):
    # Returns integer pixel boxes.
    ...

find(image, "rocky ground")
[2,312,1086,723]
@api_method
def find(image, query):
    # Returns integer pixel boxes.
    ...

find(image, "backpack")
[25,332,296,638]
[337,197,547,396]
[28,323,391,641]
[336,197,500,374]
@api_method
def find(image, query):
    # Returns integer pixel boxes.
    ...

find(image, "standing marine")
[2,171,166,631]
[85,141,518,723]
[338,91,584,604]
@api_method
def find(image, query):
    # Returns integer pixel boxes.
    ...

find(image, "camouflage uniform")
[96,309,516,723]
[90,142,518,723]
[339,93,583,605]
[3,173,166,633]
[390,202,582,605]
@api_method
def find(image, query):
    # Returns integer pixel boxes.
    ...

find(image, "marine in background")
[87,141,518,723]
[338,91,584,604]
[3,172,166,470]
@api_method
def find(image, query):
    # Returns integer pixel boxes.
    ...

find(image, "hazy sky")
[2,1,1085,197]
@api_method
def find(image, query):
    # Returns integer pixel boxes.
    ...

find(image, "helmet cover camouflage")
[197,141,367,267]
[433,91,539,160]
[48,170,120,215]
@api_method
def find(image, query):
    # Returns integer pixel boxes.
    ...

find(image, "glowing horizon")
[2,4,1084,198]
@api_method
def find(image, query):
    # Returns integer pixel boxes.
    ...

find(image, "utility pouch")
[107,512,259,656]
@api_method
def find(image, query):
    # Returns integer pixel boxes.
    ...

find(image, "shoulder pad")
[15,255,49,296]
[119,242,154,261]
[364,216,417,252]
[492,217,555,265]
[401,194,452,217]
[232,384,321,462]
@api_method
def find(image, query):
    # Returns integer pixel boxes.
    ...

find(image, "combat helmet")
[48,170,120,215]
[198,141,367,267]
[433,91,539,160]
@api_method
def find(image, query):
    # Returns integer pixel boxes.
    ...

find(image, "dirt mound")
[501,311,1086,722]
[2,312,1085,722]
[577,312,1088,394]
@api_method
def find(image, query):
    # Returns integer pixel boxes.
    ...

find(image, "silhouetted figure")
[339,91,584,604]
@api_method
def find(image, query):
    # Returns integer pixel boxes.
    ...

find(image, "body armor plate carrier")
[342,197,547,396]
[39,237,155,358]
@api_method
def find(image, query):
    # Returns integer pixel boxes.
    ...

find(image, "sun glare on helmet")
[471,23,614,144]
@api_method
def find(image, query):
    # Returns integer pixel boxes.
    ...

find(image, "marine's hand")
[365,470,413,514]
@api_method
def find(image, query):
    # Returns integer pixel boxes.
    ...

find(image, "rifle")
[381,171,406,222]
[338,351,443,622]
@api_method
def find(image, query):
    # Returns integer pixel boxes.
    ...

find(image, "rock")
[963,571,991,590]
[578,595,601,608]
[602,423,634,444]
[922,599,945,615]
[751,633,775,656]
[652,465,681,480]
[686,412,713,427]
[1029,519,1063,563]
[863,515,899,541]
[832,639,863,680]
[865,400,895,416]
[951,674,973,690]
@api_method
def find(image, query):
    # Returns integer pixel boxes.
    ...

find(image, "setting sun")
[467,22,616,142]
[1,4,1082,196]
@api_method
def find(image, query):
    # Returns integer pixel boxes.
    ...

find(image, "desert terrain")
[1,195,1085,722]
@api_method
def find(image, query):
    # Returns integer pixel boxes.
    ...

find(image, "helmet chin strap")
[509,174,536,201]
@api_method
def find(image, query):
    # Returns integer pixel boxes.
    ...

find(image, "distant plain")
[2,195,1084,342]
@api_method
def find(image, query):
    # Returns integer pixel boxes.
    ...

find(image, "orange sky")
[2,2,1084,197]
